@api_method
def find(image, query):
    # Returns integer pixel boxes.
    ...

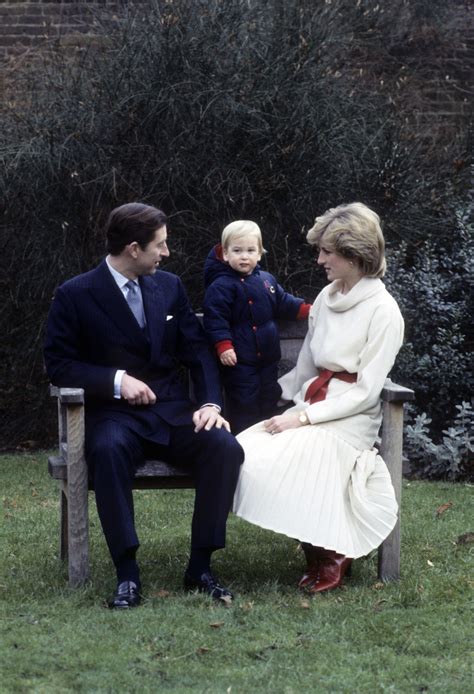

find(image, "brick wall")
[1,1,471,145]
[0,1,143,62]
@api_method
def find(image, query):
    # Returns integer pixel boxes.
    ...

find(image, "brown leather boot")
[298,543,324,589]
[304,548,352,593]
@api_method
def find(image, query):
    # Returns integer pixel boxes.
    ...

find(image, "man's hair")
[221,220,264,253]
[105,203,167,255]
[306,202,386,278]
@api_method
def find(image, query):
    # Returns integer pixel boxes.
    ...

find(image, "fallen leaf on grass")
[300,600,310,609]
[373,599,387,612]
[219,595,233,607]
[3,498,18,509]
[196,647,210,655]
[152,590,171,598]
[250,644,278,661]
[456,532,474,545]
[241,601,254,611]
[209,621,224,629]
[435,501,452,517]
[372,582,385,590]
[17,440,37,449]
[427,560,434,567]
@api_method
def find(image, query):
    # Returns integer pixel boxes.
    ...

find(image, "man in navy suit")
[44,203,244,608]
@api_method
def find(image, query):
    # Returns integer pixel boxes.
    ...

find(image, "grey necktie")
[125,280,146,328]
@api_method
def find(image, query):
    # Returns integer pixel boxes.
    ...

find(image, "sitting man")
[44,202,244,608]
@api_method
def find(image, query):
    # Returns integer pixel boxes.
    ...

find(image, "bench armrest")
[49,385,85,404]
[381,378,415,403]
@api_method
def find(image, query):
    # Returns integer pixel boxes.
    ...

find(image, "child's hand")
[220,349,237,366]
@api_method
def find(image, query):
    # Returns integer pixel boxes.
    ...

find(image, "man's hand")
[193,406,231,433]
[264,413,301,435]
[121,374,156,406]
[219,348,237,367]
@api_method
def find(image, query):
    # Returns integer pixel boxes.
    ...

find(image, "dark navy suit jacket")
[44,260,223,446]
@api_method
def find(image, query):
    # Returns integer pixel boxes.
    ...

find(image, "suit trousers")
[85,419,244,565]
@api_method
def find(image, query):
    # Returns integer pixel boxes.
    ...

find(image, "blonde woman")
[233,202,404,593]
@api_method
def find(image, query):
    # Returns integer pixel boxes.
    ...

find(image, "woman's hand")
[264,412,303,435]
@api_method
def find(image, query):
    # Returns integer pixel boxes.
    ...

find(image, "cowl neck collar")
[324,277,384,312]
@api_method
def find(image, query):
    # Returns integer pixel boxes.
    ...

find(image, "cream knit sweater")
[279,277,404,450]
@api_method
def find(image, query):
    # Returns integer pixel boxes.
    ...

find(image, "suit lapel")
[90,261,149,346]
[140,274,166,359]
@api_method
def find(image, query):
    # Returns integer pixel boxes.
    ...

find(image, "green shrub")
[385,196,472,414]
[383,195,473,478]
[404,402,473,480]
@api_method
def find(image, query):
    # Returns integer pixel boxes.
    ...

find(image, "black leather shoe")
[108,580,141,609]
[184,571,233,603]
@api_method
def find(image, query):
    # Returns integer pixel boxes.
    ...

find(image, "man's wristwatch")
[298,412,309,426]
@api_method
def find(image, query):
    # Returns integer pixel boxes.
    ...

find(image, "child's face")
[223,234,262,275]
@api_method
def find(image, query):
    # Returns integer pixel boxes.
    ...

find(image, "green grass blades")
[1,453,473,693]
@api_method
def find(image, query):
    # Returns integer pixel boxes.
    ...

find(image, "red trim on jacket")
[297,303,311,320]
[215,339,234,356]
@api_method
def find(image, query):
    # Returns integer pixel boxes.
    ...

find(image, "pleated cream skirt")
[233,423,398,559]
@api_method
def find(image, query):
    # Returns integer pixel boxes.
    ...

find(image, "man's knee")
[200,427,244,466]
[86,421,142,471]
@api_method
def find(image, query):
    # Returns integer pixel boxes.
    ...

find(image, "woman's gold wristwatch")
[298,412,309,426]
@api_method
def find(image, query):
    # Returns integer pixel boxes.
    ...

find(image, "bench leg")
[66,404,90,587]
[378,400,404,581]
[60,483,68,560]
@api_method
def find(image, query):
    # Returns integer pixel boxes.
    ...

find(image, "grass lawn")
[1,453,473,693]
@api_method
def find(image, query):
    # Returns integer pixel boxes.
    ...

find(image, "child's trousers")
[222,361,282,434]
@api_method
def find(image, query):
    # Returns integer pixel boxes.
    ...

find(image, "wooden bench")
[47,319,414,587]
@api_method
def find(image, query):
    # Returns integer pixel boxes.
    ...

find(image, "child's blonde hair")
[221,220,264,253]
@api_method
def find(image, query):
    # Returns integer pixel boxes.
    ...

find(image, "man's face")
[135,225,170,275]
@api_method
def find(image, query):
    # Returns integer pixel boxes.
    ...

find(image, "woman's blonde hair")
[221,220,264,253]
[306,202,386,278]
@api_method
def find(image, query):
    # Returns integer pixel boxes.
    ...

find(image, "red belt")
[304,369,357,404]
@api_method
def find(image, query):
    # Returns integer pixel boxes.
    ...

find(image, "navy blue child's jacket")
[203,244,305,365]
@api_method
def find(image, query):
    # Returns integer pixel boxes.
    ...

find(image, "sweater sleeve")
[306,302,404,425]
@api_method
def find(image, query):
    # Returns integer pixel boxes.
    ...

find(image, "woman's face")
[317,245,362,290]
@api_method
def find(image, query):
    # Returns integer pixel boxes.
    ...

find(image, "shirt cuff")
[200,403,221,414]
[114,370,126,399]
